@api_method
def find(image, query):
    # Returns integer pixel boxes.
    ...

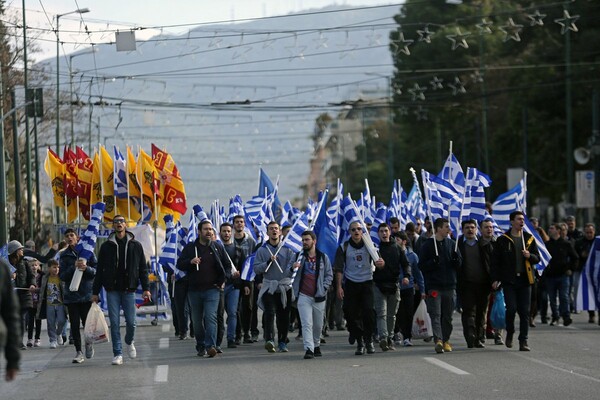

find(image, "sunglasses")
[351,227,362,232]
[113,219,126,224]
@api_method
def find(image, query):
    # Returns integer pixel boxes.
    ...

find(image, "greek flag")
[245,195,269,241]
[369,203,388,247]
[228,195,244,222]
[523,214,552,273]
[340,194,362,235]
[241,253,256,281]
[406,181,426,225]
[576,236,600,312]
[281,212,310,253]
[327,181,343,243]
[74,202,105,261]
[438,152,464,193]
[491,178,526,232]
[462,167,491,222]
[421,170,462,234]
[158,214,178,273]
[151,255,170,306]
[113,146,128,199]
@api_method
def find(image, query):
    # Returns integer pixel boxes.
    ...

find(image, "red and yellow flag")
[63,146,78,199]
[151,144,187,221]
[90,147,116,220]
[76,146,93,220]
[137,148,162,219]
[44,148,78,222]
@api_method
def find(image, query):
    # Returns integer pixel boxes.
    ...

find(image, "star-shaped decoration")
[313,32,329,49]
[554,10,580,35]
[337,31,358,59]
[232,46,253,61]
[414,106,428,121]
[285,44,307,61]
[397,106,409,116]
[263,33,276,49]
[446,28,471,50]
[499,18,524,42]
[447,76,467,95]
[208,32,222,48]
[366,29,382,46]
[408,83,427,101]
[470,71,484,84]
[391,32,414,56]
[392,82,403,95]
[476,18,494,35]
[417,26,434,43]
[527,10,547,26]
[430,76,444,90]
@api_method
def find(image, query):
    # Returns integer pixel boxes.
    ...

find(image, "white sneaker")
[34,339,41,347]
[72,351,85,364]
[57,335,64,346]
[111,355,123,365]
[49,341,57,349]
[127,342,137,359]
[403,338,413,347]
[85,342,95,359]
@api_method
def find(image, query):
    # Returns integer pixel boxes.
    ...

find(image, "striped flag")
[421,170,462,235]
[438,152,464,193]
[281,212,310,253]
[158,214,178,272]
[576,236,600,311]
[241,253,256,281]
[523,215,551,273]
[228,195,244,222]
[491,178,526,232]
[113,146,128,199]
[369,203,388,247]
[462,167,491,222]
[74,202,106,261]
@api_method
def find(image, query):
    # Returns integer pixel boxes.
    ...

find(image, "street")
[2,312,599,400]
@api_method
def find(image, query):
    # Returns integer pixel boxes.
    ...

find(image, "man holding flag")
[491,211,540,352]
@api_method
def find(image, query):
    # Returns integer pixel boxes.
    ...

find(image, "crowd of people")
[1,211,596,379]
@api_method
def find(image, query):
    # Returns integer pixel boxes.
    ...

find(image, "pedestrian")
[7,240,35,350]
[92,216,151,365]
[219,222,242,349]
[37,259,67,349]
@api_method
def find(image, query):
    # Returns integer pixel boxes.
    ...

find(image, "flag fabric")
[228,195,244,222]
[244,195,270,242]
[421,170,462,234]
[340,194,362,242]
[74,202,106,261]
[151,144,187,219]
[113,146,128,199]
[523,214,552,273]
[150,256,170,307]
[258,168,283,222]
[461,167,491,222]
[313,191,339,264]
[241,253,256,281]
[491,178,527,232]
[125,147,143,223]
[137,149,162,219]
[369,204,387,247]
[158,214,178,273]
[438,152,464,193]
[63,146,78,199]
[406,180,426,225]
[44,149,66,211]
[576,236,600,312]
[76,146,94,220]
[281,212,310,253]
[90,146,116,220]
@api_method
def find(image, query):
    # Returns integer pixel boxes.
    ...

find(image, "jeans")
[106,291,137,356]
[261,290,292,344]
[425,288,455,343]
[503,278,531,342]
[545,275,570,320]
[297,293,326,351]
[224,284,240,342]
[188,288,220,351]
[373,286,400,340]
[66,302,92,352]
[46,305,67,343]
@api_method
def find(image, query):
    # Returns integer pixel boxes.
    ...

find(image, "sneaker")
[435,340,444,354]
[295,333,302,341]
[57,336,64,346]
[127,342,137,359]
[27,339,34,347]
[49,341,58,349]
[197,348,207,357]
[403,338,413,347]
[379,338,389,352]
[348,333,356,345]
[179,334,189,340]
[85,343,95,359]
[111,355,123,365]
[393,333,402,346]
[265,341,276,353]
[563,316,573,327]
[355,341,365,355]
[387,338,396,351]
[475,341,485,348]
[20,343,26,350]
[443,341,453,352]
[73,351,85,364]
[278,342,289,353]
[494,336,505,346]
[314,346,322,357]
[304,349,315,359]
[227,341,237,349]
[207,347,218,358]
[34,339,41,347]
[216,346,223,354]
[251,334,259,342]
[550,317,558,326]
[243,334,253,344]
[541,317,548,324]
[365,342,375,354]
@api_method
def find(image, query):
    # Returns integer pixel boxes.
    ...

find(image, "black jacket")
[93,231,149,294]
[60,246,96,304]
[176,239,232,290]
[544,237,578,277]
[491,230,540,285]
[0,258,21,371]
[11,256,35,309]
[456,236,493,285]
[418,237,462,291]
[374,241,410,294]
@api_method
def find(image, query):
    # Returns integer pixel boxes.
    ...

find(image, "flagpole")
[347,193,380,262]
[522,171,528,214]
[417,168,438,257]
[125,146,131,222]
[137,146,144,224]
[455,167,470,252]
[308,188,328,230]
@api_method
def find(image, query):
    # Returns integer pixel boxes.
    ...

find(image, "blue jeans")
[46,305,67,343]
[106,291,137,356]
[224,284,240,342]
[188,288,220,351]
[545,275,570,319]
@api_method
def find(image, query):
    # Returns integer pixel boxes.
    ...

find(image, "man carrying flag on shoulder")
[491,211,540,351]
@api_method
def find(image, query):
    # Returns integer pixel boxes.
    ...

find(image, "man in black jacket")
[373,223,410,351]
[92,216,151,366]
[0,257,21,381]
[491,211,540,351]
[544,223,578,327]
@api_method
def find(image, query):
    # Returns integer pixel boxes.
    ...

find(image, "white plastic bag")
[69,269,83,292]
[411,299,433,339]
[84,302,110,344]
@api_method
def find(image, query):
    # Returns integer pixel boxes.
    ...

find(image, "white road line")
[516,354,600,383]
[155,365,169,383]
[159,337,170,349]
[424,357,470,375]
[161,324,170,332]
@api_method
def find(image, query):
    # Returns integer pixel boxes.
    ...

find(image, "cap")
[7,240,24,255]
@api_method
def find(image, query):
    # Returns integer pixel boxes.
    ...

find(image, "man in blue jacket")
[292,231,333,359]
[92,216,151,365]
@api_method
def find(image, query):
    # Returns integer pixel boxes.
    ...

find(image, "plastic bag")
[490,289,506,330]
[69,269,83,292]
[84,302,110,344]
[412,298,433,339]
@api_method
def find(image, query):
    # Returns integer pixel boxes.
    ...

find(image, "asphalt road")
[2,312,599,400]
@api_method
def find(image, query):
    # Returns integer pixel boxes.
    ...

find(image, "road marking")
[424,357,470,375]
[155,365,169,383]
[516,354,600,383]
[161,324,170,332]
[159,337,169,349]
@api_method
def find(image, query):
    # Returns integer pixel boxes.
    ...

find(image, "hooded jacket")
[60,246,97,304]
[93,231,149,294]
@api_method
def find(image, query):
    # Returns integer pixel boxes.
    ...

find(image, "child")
[38,260,67,348]
[26,258,43,347]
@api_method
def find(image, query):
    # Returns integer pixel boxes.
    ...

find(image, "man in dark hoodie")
[373,223,410,352]
[92,216,151,366]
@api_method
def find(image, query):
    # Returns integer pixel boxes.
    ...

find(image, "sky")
[6,0,399,58]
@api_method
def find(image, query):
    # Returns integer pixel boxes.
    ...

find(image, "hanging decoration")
[391,32,414,56]
[408,83,427,101]
[446,27,471,50]
[526,10,547,26]
[499,18,524,42]
[417,26,434,43]
[554,10,580,35]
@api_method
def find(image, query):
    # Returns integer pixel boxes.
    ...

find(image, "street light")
[69,47,98,145]
[56,7,90,153]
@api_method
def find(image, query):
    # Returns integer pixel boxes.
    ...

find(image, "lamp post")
[70,47,98,146]
[56,8,90,153]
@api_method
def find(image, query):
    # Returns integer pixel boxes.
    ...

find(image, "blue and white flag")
[158,214,178,273]
[113,146,128,199]
[491,178,526,232]
[406,171,427,226]
[241,253,256,282]
[369,203,388,247]
[438,152,464,193]
[313,190,339,263]
[576,236,600,312]
[523,215,551,273]
[228,195,244,222]
[462,167,491,222]
[150,255,170,306]
[0,244,7,261]
[281,212,310,254]
[258,168,283,223]
[340,194,362,240]
[327,181,344,243]
[421,170,462,234]
[74,202,105,261]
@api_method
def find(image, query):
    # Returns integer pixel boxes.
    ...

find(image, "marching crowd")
[1,211,597,379]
